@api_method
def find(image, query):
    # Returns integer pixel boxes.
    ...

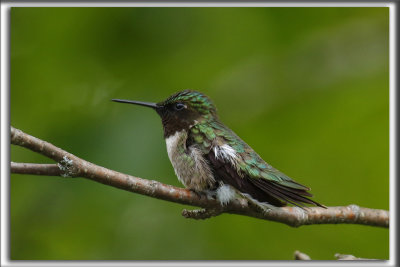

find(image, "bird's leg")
[203,189,218,200]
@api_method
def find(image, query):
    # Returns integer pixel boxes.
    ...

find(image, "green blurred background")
[10,7,389,260]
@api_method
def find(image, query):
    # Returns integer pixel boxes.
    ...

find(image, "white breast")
[165,130,215,191]
[165,130,183,160]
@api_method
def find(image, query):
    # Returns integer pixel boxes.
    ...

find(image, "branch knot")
[57,156,78,177]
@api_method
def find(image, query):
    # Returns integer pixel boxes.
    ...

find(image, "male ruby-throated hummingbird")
[112,90,325,209]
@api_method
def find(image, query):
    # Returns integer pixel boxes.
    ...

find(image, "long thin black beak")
[112,99,159,109]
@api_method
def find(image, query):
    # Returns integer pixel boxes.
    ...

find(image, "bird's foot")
[241,193,275,214]
[189,189,215,200]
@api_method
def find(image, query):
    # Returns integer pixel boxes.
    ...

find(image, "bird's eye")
[174,103,185,111]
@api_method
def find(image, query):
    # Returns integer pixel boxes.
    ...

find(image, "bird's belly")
[166,131,215,191]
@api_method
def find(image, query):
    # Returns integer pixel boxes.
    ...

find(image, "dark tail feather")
[249,178,326,208]
[249,178,305,208]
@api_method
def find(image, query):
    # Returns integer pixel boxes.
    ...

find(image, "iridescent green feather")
[206,120,309,191]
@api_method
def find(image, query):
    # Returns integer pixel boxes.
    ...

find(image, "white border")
[1,1,10,267]
[1,2,395,267]
[389,2,396,266]
[0,1,395,7]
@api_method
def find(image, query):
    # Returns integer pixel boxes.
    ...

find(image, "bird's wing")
[201,120,325,208]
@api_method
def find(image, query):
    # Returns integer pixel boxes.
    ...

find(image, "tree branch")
[10,126,389,228]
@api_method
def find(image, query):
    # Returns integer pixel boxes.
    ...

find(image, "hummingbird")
[112,90,325,209]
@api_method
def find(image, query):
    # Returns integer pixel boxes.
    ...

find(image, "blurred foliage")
[10,7,389,260]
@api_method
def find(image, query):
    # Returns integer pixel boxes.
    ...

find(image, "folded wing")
[207,144,326,208]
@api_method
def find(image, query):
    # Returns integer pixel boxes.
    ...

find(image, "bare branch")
[10,126,389,228]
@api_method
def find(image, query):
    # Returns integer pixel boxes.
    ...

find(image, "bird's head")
[112,90,218,137]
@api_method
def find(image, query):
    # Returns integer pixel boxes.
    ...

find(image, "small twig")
[295,251,380,260]
[294,250,311,260]
[10,126,390,228]
[11,162,62,176]
[335,253,378,260]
